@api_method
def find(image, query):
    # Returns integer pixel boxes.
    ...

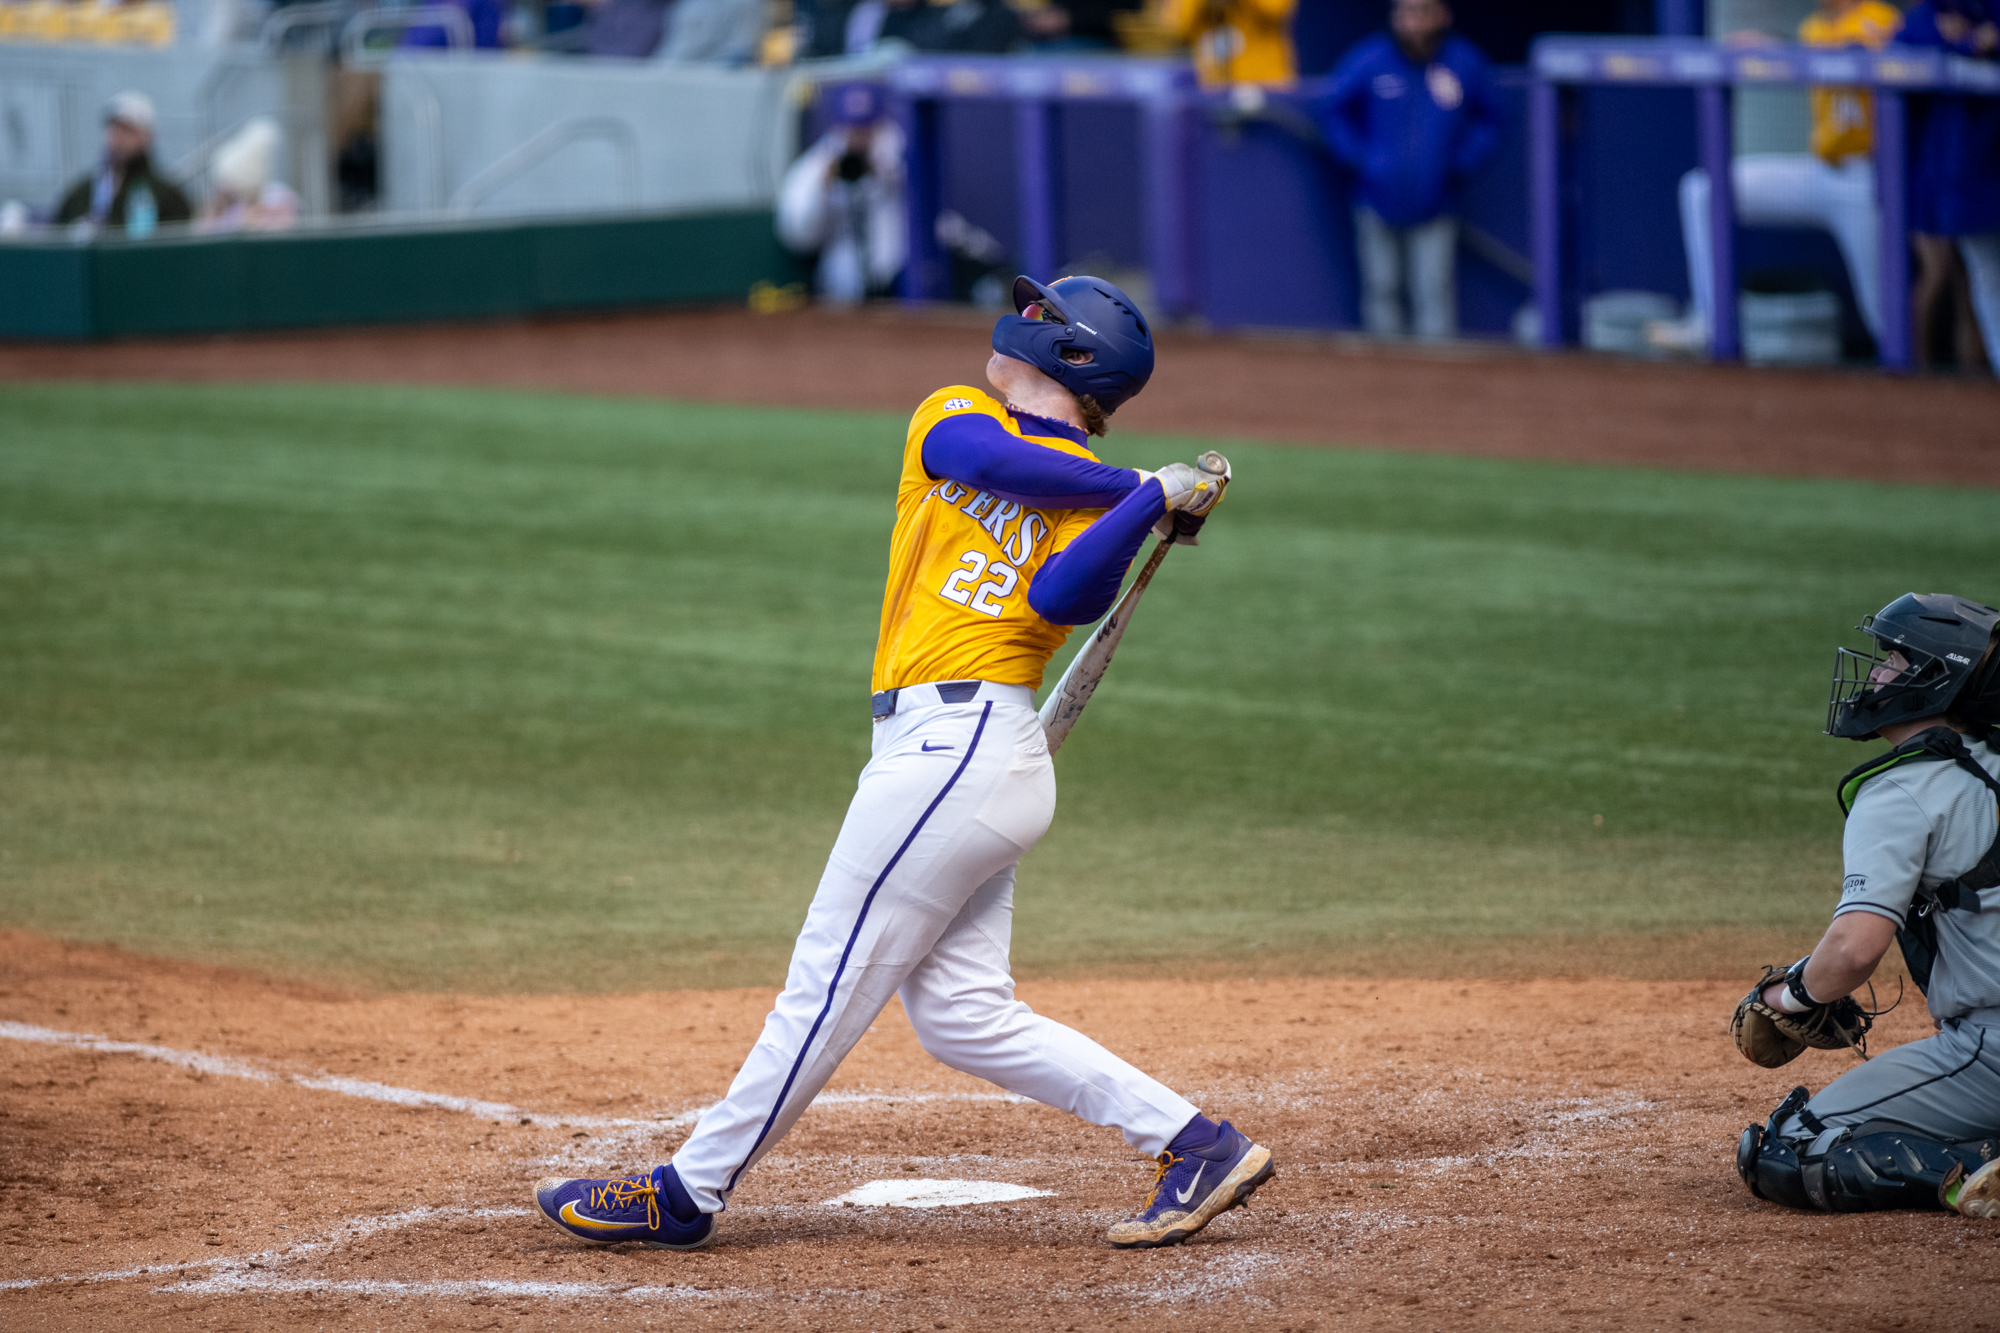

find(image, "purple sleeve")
[1027,481,1167,626]
[921,412,1140,510]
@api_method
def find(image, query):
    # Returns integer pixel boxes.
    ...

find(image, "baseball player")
[1732,593,2000,1217]
[531,275,1275,1250]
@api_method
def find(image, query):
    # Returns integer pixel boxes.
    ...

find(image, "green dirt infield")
[1,381,1992,992]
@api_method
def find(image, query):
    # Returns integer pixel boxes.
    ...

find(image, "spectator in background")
[196,117,300,233]
[1650,0,1902,354]
[54,92,191,237]
[1163,0,1296,87]
[658,0,766,60]
[876,0,1024,52]
[1318,0,1499,340]
[583,0,673,56]
[1019,0,1142,50]
[402,0,506,48]
[795,0,859,56]
[776,83,906,304]
[1904,0,2000,374]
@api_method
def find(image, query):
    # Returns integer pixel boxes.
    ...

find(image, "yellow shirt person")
[1799,0,1903,164]
[1163,0,1298,88]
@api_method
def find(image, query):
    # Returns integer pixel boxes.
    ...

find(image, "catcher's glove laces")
[1729,959,1896,1069]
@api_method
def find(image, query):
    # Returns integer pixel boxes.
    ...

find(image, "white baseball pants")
[669,682,1200,1214]
[1678,154,1884,341]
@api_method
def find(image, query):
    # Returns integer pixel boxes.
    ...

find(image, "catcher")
[1732,593,2000,1217]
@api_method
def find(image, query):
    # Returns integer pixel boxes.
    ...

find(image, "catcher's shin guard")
[1737,1086,1816,1209]
[1741,1086,2000,1214]
[1740,1123,1819,1211]
[1801,1126,1983,1212]
[1747,1126,1996,1214]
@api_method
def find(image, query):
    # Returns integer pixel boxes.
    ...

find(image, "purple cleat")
[1105,1120,1275,1248]
[532,1164,715,1250]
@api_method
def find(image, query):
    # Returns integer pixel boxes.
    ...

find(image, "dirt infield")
[6,305,2000,487]
[4,931,1994,1332]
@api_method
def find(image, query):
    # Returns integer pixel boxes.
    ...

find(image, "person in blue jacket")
[1902,0,2000,373]
[1316,0,1500,339]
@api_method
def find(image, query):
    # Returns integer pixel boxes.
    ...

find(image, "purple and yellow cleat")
[532,1164,716,1250]
[1105,1120,1275,1249]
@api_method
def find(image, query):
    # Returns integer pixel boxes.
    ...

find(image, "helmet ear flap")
[1951,630,2000,738]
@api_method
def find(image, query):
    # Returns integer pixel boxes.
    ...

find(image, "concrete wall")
[379,57,801,218]
[0,45,811,227]
[0,43,326,218]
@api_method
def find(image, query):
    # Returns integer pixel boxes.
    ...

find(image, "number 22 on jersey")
[927,479,1051,619]
[940,550,1017,617]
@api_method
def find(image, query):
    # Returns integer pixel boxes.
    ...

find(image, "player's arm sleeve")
[1832,780,1931,926]
[921,412,1142,509]
[1026,481,1166,626]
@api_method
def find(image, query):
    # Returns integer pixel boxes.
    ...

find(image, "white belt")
[872,679,1034,719]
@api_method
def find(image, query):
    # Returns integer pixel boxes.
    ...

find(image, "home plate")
[823,1179,1056,1209]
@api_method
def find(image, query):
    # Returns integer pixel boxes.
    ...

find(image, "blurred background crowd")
[0,0,1994,373]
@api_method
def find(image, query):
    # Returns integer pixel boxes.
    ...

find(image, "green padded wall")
[0,243,93,339]
[0,209,802,341]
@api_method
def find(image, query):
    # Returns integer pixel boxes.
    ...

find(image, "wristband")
[1779,958,1821,1012]
[1770,982,1813,1013]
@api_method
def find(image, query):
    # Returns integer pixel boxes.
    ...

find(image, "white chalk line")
[0,1021,1023,1134]
[0,1204,532,1294]
[156,1274,733,1302]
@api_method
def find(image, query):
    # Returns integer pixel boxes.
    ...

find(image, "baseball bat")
[1037,535,1174,754]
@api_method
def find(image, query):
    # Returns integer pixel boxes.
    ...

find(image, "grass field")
[2,380,1994,992]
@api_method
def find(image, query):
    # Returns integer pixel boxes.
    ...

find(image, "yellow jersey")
[871,387,1106,694]
[1163,0,1297,89]
[1799,1,1902,164]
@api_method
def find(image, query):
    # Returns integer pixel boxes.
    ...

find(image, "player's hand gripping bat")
[1038,451,1230,753]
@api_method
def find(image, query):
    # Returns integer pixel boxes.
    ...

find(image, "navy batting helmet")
[1827,592,2000,739]
[990,275,1155,414]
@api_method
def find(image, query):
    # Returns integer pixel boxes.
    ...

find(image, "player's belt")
[871,680,1034,718]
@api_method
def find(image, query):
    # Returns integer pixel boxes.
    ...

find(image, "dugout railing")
[1530,34,2000,370]
[888,56,1199,320]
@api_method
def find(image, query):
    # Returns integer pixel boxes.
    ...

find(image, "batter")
[532,275,1274,1250]
[1734,592,2000,1217]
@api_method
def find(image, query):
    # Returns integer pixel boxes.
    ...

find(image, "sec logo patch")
[943,398,974,411]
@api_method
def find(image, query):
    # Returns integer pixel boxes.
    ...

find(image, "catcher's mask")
[990,274,1155,414]
[1827,592,2000,740]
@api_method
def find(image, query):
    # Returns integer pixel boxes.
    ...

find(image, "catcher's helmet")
[1827,592,2000,739]
[990,274,1154,414]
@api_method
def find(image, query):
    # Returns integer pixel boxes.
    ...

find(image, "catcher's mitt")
[1730,959,1875,1068]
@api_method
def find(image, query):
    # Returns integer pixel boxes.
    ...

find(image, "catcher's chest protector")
[1838,727,2000,994]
